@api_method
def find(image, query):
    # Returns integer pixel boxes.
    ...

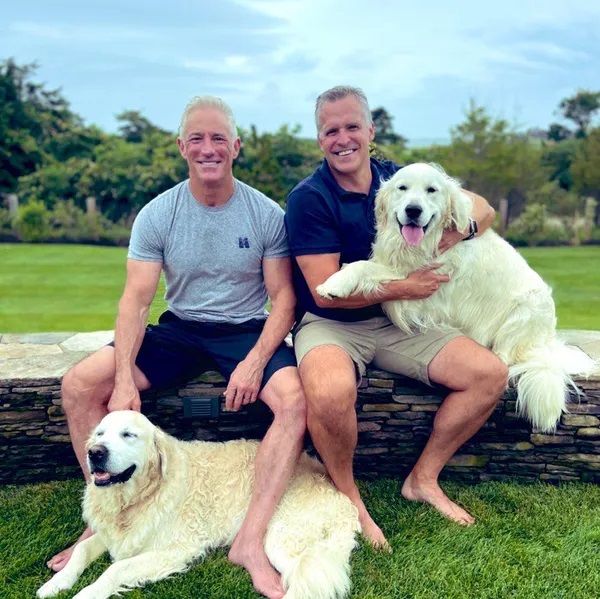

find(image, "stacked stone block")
[2,367,599,485]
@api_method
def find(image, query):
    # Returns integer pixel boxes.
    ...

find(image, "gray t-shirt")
[128,179,289,324]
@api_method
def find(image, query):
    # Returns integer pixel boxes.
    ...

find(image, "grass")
[521,246,600,331]
[0,243,599,333]
[2,478,599,599]
[1,242,599,597]
[0,244,167,332]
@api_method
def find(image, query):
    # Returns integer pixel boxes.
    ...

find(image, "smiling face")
[177,107,241,189]
[317,95,374,180]
[86,411,156,487]
[377,163,454,247]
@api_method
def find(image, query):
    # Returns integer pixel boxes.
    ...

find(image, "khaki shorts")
[293,313,462,386]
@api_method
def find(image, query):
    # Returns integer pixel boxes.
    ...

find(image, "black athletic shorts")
[130,311,296,390]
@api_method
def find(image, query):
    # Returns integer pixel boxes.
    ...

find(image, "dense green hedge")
[2,200,598,248]
[2,201,130,246]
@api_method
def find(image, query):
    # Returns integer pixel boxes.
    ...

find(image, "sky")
[2,0,599,146]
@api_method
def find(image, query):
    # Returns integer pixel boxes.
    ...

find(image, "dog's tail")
[509,339,597,432]
[281,533,357,599]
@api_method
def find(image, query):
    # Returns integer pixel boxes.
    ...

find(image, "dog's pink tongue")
[94,471,110,481]
[401,225,425,246]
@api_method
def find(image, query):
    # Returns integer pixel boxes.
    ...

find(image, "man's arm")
[439,191,495,252]
[296,253,450,310]
[224,256,295,411]
[108,259,162,412]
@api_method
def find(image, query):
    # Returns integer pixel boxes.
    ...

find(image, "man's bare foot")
[228,538,284,599]
[358,508,390,551]
[343,488,390,550]
[402,472,475,525]
[46,527,94,572]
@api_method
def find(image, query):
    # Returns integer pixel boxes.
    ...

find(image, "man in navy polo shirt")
[285,85,508,547]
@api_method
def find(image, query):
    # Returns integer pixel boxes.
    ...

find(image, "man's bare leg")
[401,337,508,524]
[47,347,150,571]
[299,346,387,548]
[228,367,306,599]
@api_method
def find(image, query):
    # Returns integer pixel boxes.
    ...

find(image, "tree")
[17,157,89,209]
[234,125,321,206]
[558,90,600,138]
[18,127,186,221]
[371,107,407,147]
[440,101,546,211]
[570,127,600,223]
[77,130,186,221]
[0,58,82,194]
[546,123,573,142]
[541,137,581,191]
[116,110,169,143]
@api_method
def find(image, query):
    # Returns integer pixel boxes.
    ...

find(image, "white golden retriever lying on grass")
[37,411,359,599]
[317,163,596,432]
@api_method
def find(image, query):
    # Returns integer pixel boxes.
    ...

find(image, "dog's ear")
[375,178,392,231]
[153,427,170,480]
[445,178,472,233]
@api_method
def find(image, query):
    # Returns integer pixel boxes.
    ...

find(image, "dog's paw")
[316,277,351,300]
[37,572,78,598]
[316,282,337,299]
[73,584,103,599]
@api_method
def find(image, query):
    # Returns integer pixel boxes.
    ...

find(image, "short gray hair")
[179,95,238,140]
[314,85,373,134]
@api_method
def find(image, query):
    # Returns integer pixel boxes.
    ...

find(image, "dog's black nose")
[405,205,422,220]
[88,445,108,465]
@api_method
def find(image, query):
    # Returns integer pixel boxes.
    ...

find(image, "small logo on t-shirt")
[238,237,250,248]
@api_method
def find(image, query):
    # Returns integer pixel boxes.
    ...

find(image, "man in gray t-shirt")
[49,96,306,599]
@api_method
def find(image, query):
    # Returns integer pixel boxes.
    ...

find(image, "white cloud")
[227,0,600,136]
[234,0,599,86]
[2,0,598,138]
[515,41,590,63]
[182,55,254,75]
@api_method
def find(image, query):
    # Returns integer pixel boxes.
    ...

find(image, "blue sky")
[2,0,599,145]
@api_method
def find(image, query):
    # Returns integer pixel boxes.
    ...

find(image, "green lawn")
[0,244,599,333]
[521,246,600,331]
[2,243,599,598]
[2,478,599,599]
[0,244,167,332]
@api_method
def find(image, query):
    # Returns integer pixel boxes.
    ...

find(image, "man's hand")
[224,355,264,412]
[107,381,141,412]
[389,264,450,300]
[438,227,465,253]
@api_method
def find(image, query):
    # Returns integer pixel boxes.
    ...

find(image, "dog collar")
[462,218,478,241]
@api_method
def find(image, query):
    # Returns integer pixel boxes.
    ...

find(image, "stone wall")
[2,357,599,485]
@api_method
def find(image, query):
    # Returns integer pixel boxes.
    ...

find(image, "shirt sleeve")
[285,187,340,257]
[262,202,290,259]
[127,204,164,262]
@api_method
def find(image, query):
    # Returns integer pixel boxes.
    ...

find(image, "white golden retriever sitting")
[317,163,596,432]
[37,411,360,599]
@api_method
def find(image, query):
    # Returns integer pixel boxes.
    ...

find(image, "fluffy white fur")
[317,162,597,431]
[37,411,360,599]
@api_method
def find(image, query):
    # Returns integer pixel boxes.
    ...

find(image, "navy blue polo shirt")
[285,157,401,322]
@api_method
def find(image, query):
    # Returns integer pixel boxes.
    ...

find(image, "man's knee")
[61,364,90,414]
[60,350,114,415]
[471,353,509,400]
[299,345,357,418]
[433,338,508,402]
[306,376,357,424]
[267,372,307,436]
